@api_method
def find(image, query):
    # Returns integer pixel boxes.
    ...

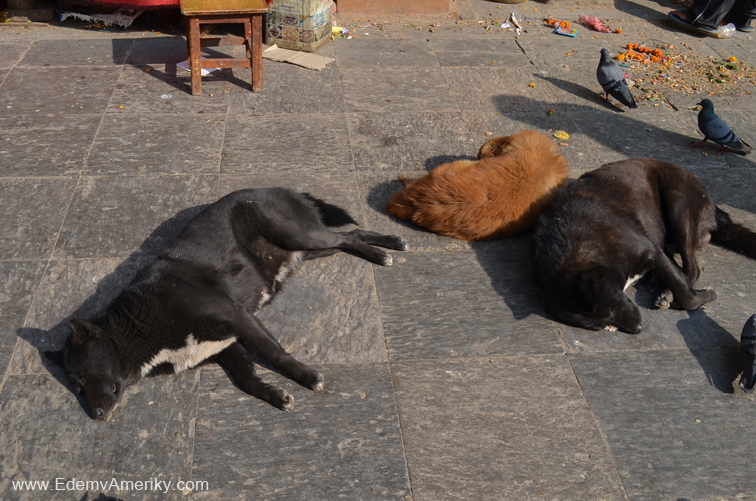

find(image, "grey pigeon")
[694,99,752,154]
[596,48,637,109]
[739,314,756,393]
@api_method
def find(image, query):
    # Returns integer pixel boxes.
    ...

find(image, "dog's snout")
[93,407,105,419]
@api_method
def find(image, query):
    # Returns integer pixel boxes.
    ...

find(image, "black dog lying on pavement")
[46,188,407,419]
[533,158,756,334]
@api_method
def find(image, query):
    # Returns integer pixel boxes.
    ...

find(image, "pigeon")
[694,99,752,154]
[596,48,637,109]
[739,314,756,393]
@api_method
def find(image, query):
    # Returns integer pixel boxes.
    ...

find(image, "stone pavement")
[1,0,756,499]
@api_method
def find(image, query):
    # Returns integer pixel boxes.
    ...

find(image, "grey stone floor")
[1,0,756,499]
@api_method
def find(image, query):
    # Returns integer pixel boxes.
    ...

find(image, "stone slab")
[334,39,439,68]
[191,364,410,500]
[0,66,121,115]
[108,64,232,114]
[0,41,30,67]
[256,255,390,364]
[0,114,100,177]
[0,262,46,376]
[226,62,344,114]
[571,349,756,500]
[0,372,198,501]
[85,113,226,175]
[431,38,529,67]
[18,38,131,66]
[441,66,565,113]
[373,245,563,361]
[391,357,625,500]
[340,66,459,113]
[347,111,477,171]
[126,37,188,65]
[0,177,78,260]
[220,113,354,175]
[53,175,217,259]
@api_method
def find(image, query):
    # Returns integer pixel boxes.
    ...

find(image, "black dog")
[46,188,407,419]
[533,158,756,334]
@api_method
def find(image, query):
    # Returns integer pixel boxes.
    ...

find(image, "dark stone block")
[340,66,458,113]
[220,113,354,175]
[0,114,100,177]
[571,349,756,500]
[0,66,120,115]
[0,262,46,375]
[373,243,563,360]
[19,39,132,66]
[85,113,226,175]
[191,364,410,500]
[0,177,78,260]
[53,175,217,259]
[334,39,438,68]
[0,373,199,500]
[391,357,625,500]
[347,111,476,172]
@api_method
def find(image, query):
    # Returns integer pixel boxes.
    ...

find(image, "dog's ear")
[44,349,65,367]
[569,274,598,314]
[68,319,101,345]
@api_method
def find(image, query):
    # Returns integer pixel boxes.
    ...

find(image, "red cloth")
[84,0,271,9]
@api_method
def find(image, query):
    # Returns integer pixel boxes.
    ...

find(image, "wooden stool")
[180,0,268,96]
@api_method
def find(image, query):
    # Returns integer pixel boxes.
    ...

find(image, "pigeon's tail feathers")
[609,82,637,108]
[711,206,756,259]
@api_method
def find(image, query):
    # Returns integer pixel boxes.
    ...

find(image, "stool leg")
[251,14,262,92]
[188,17,202,96]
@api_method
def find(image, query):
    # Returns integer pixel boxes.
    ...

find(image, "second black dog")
[534,158,756,334]
[46,188,407,419]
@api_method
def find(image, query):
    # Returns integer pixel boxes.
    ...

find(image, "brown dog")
[386,130,569,241]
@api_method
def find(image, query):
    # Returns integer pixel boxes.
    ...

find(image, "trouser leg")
[687,0,737,28]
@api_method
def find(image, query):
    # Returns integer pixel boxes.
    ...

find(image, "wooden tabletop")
[180,0,268,15]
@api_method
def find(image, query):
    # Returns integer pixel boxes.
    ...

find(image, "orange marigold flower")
[560,21,571,28]
[729,56,738,63]
[627,43,633,50]
[616,53,626,61]
[615,27,622,34]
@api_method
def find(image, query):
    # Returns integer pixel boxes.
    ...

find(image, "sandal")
[668,11,720,36]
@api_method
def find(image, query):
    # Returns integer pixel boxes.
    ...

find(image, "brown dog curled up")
[386,130,569,241]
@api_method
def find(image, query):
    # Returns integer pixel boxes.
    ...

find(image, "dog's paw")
[389,236,409,251]
[381,253,393,266]
[693,287,717,306]
[303,371,324,392]
[277,391,295,412]
[654,289,674,310]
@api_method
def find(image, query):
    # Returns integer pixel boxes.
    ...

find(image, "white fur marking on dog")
[624,274,643,291]
[259,289,272,308]
[140,335,236,376]
[274,251,303,283]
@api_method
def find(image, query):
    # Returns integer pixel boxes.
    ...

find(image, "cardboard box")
[266,0,333,52]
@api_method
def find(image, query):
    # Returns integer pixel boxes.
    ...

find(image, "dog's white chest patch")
[274,250,303,283]
[141,335,236,376]
[624,273,643,291]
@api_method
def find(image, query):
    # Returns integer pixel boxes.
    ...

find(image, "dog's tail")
[711,206,756,259]
[302,193,358,227]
